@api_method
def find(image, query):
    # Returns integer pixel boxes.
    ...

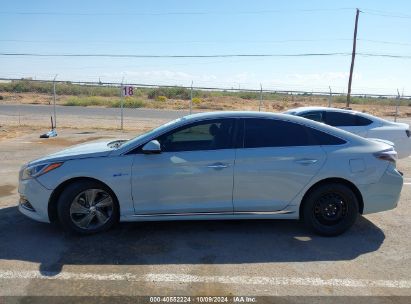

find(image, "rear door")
[233,118,327,212]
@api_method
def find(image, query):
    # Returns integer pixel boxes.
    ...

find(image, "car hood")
[29,141,114,165]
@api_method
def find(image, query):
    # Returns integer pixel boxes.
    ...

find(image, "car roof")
[284,106,361,114]
[174,111,370,142]
[181,111,290,120]
[116,110,373,155]
[283,106,390,123]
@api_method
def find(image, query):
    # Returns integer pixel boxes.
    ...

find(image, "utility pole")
[346,8,360,108]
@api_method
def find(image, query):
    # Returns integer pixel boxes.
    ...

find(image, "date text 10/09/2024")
[149,297,257,303]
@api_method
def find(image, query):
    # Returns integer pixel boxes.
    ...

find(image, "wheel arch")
[299,177,364,220]
[48,177,120,224]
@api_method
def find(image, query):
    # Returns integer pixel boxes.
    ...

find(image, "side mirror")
[142,140,161,154]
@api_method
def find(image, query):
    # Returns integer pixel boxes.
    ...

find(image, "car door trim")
[131,210,294,217]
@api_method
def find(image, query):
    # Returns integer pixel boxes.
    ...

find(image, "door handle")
[295,159,318,165]
[207,162,229,169]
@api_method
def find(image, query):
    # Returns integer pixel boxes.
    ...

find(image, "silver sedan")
[18,111,403,236]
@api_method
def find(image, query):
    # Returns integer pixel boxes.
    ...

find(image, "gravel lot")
[0,125,410,299]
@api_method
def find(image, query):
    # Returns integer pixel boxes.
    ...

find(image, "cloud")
[100,70,219,85]
[286,72,361,82]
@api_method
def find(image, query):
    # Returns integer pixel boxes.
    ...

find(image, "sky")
[1,0,411,95]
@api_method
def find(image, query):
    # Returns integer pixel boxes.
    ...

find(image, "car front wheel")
[302,183,359,236]
[57,180,119,235]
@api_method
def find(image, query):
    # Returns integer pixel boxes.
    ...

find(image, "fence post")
[120,77,124,130]
[395,89,400,122]
[18,96,21,126]
[52,74,58,129]
[259,84,263,111]
[328,86,332,107]
[190,80,193,114]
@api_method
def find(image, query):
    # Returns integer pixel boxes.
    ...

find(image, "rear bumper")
[359,164,403,214]
[395,137,411,159]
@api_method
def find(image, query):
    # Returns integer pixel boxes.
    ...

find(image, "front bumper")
[359,164,403,215]
[18,178,52,223]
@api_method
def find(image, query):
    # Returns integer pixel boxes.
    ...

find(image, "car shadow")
[0,206,385,275]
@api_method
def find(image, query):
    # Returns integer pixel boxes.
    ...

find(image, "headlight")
[20,162,63,180]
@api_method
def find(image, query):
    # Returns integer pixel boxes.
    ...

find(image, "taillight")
[406,130,410,137]
[374,149,397,164]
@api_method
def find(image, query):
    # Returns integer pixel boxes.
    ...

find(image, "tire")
[57,180,119,235]
[302,183,359,236]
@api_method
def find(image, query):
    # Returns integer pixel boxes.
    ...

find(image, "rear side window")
[243,118,345,148]
[306,127,347,145]
[300,111,324,122]
[356,115,373,126]
[325,111,372,127]
[243,119,312,148]
[325,112,356,126]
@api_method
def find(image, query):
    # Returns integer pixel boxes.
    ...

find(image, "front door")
[131,118,236,215]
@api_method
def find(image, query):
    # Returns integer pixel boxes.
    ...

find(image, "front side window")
[157,119,234,152]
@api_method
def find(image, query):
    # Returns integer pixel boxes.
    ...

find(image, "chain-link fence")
[0,78,410,131]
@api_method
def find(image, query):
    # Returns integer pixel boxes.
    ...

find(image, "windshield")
[118,118,182,150]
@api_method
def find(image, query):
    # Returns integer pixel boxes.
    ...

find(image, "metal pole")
[395,89,400,122]
[259,84,263,111]
[190,80,193,114]
[53,74,58,128]
[346,8,360,108]
[18,97,21,126]
[328,86,332,107]
[120,76,124,130]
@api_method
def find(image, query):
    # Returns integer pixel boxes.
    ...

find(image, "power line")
[0,52,410,59]
[2,38,410,48]
[0,8,355,16]
[359,39,411,46]
[0,52,349,58]
[361,9,411,19]
[0,38,354,44]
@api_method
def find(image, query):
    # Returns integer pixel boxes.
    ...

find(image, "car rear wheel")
[57,180,119,235]
[302,183,359,236]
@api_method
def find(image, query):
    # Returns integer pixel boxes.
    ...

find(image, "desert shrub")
[118,97,146,108]
[148,87,190,100]
[64,96,112,106]
[239,92,259,100]
[192,97,202,104]
[155,95,167,102]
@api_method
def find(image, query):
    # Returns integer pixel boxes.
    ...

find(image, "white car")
[18,111,403,236]
[284,107,411,159]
